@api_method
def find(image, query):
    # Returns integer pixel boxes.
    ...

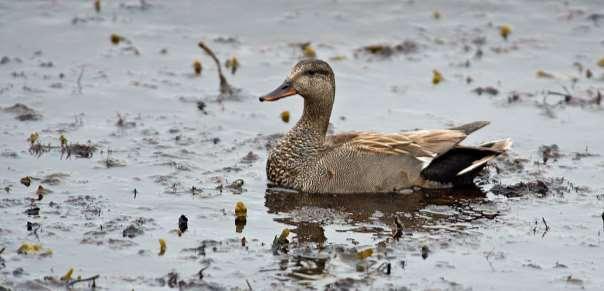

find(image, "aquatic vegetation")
[17,243,51,256]
[356,248,373,260]
[158,239,167,256]
[20,176,32,187]
[302,43,316,58]
[94,0,101,13]
[197,41,235,97]
[499,25,512,40]
[432,69,443,85]
[272,228,290,255]
[472,86,499,96]
[110,33,124,45]
[3,103,42,121]
[234,201,247,218]
[60,268,74,282]
[536,69,555,79]
[225,56,239,75]
[28,132,39,145]
[193,59,202,76]
[280,110,290,123]
[355,40,418,58]
[433,10,441,19]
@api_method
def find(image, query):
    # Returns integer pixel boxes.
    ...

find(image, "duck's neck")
[267,91,334,187]
[294,97,333,142]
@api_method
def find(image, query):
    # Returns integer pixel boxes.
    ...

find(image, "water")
[1,0,604,290]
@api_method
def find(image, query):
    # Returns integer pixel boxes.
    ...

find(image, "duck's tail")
[420,137,512,187]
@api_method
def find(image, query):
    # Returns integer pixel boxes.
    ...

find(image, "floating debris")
[539,144,561,164]
[432,70,443,85]
[499,25,512,40]
[59,134,68,148]
[3,104,42,121]
[356,248,373,260]
[36,185,47,200]
[178,215,188,234]
[94,0,101,13]
[241,152,259,164]
[225,56,239,75]
[122,224,144,238]
[490,180,549,197]
[392,216,403,241]
[598,57,604,68]
[193,60,202,76]
[61,143,97,159]
[116,113,136,128]
[280,111,290,123]
[158,239,167,256]
[17,243,50,256]
[271,228,290,255]
[17,243,41,254]
[110,33,125,45]
[433,10,441,19]
[472,86,499,96]
[196,101,207,114]
[302,43,316,58]
[536,70,555,79]
[421,245,430,259]
[25,206,40,216]
[235,201,247,218]
[355,40,418,58]
[198,41,235,97]
[27,132,39,145]
[20,176,32,187]
[60,268,74,282]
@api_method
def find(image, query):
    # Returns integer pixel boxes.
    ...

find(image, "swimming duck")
[259,59,511,194]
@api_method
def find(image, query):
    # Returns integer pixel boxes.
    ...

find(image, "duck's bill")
[259,81,297,102]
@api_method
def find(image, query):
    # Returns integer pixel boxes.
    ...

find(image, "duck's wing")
[326,129,467,159]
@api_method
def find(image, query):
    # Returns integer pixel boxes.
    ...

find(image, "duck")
[259,59,511,194]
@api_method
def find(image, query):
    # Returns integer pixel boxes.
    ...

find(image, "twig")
[541,217,550,231]
[198,263,210,279]
[197,41,234,97]
[541,217,550,238]
[75,65,85,94]
[245,279,253,291]
[0,247,5,255]
[67,274,99,287]
[484,249,496,271]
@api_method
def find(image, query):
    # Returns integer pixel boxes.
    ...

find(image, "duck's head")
[260,59,335,104]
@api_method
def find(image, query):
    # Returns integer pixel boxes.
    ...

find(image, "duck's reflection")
[265,187,491,244]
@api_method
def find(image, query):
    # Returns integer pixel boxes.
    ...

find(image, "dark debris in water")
[472,86,499,96]
[122,224,144,238]
[178,214,188,234]
[490,177,585,198]
[355,40,419,58]
[2,103,42,121]
[491,180,548,197]
[539,144,562,164]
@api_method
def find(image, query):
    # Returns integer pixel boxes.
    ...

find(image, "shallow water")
[1,0,604,290]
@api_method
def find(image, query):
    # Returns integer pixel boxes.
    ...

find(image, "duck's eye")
[308,70,317,76]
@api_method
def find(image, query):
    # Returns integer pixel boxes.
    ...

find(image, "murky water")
[1,0,604,290]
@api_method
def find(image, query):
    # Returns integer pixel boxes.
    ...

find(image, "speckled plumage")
[261,60,511,193]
